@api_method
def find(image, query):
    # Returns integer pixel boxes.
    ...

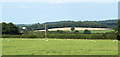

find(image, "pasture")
[65,30,114,34]
[2,38,118,55]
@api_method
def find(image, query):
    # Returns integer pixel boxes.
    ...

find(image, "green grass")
[65,30,114,34]
[2,38,118,55]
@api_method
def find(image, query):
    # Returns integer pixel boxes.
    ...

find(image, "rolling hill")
[17,19,118,31]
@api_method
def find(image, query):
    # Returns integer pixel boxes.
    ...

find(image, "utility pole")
[44,24,48,41]
[45,24,47,38]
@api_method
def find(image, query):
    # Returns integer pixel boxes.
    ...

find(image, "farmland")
[2,38,118,55]
[37,27,112,32]
[1,2,119,56]
[65,30,115,34]
[1,21,119,55]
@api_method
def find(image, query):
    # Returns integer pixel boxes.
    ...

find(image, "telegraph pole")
[45,24,47,38]
[44,24,48,41]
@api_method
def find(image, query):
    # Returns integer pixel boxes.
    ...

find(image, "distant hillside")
[84,19,118,28]
[17,19,118,31]
[45,22,110,28]
[43,21,74,24]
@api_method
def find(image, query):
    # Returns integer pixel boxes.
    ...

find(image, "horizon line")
[1,18,118,24]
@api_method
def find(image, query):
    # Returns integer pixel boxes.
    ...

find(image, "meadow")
[65,30,115,34]
[2,38,118,55]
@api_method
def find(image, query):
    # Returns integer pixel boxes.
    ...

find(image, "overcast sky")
[0,0,119,24]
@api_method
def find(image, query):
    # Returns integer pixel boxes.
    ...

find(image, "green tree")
[71,27,75,31]
[114,26,118,31]
[75,30,79,33]
[83,29,91,34]
[2,22,20,35]
[118,21,120,33]
[117,21,120,40]
[2,22,7,34]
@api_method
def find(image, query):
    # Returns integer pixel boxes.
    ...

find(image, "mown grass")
[2,38,118,55]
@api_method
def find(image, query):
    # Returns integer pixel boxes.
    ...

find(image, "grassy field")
[65,30,115,34]
[2,38,118,55]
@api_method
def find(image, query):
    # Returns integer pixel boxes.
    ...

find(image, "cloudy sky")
[0,0,119,24]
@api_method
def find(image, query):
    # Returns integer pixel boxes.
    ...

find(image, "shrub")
[83,30,91,34]
[57,30,64,33]
[21,34,36,38]
[2,33,117,39]
[75,30,79,33]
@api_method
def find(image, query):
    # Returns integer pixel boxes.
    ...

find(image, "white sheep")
[45,40,48,41]
[8,40,10,42]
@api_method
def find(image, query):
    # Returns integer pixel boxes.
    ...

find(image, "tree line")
[2,31,117,39]
[118,20,120,40]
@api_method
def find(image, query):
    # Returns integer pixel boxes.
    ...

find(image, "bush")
[21,34,36,38]
[75,30,79,33]
[2,35,21,38]
[2,33,117,39]
[83,30,91,34]
[57,30,64,33]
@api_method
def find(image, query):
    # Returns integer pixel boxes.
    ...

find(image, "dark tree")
[75,30,79,33]
[83,29,91,34]
[2,22,20,35]
[118,21,120,33]
[114,26,118,31]
[71,27,75,31]
[117,21,120,40]
[2,22,7,34]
